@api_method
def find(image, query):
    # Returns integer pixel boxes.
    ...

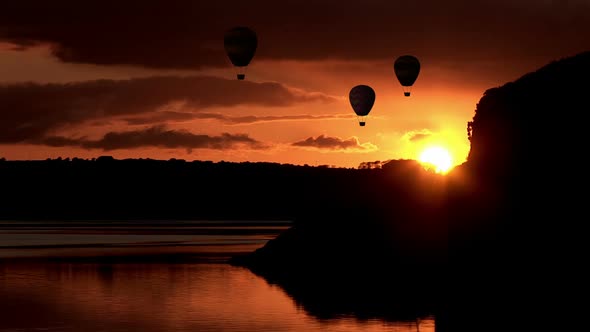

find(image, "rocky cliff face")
[448,51,590,331]
[465,51,590,183]
[449,50,590,268]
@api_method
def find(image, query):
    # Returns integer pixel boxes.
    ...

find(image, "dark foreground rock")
[230,161,449,324]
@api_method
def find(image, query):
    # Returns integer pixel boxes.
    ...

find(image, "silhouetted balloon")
[394,55,420,96]
[349,85,376,127]
[224,27,258,80]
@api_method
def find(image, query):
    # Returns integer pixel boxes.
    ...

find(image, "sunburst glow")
[418,146,453,174]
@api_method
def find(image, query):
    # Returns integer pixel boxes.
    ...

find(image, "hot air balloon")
[394,55,420,96]
[224,27,258,80]
[349,85,376,127]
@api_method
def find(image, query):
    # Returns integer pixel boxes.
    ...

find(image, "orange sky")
[1,1,588,168]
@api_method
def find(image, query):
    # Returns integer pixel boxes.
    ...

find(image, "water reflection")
[0,263,434,332]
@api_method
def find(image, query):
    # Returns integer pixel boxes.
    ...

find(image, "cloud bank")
[39,126,267,153]
[0,75,336,143]
[1,1,587,69]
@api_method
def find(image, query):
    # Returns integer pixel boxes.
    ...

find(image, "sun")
[418,146,453,174]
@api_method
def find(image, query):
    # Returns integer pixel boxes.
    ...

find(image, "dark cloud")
[39,126,267,152]
[0,76,336,143]
[292,135,377,151]
[1,1,588,69]
[123,111,198,125]
[124,111,352,125]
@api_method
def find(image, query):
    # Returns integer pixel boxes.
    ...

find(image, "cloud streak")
[403,129,434,142]
[292,135,377,152]
[123,111,353,125]
[0,75,336,143]
[39,126,268,153]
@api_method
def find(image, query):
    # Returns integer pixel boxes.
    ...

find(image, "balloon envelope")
[394,55,420,87]
[349,85,376,116]
[349,85,375,126]
[224,27,257,79]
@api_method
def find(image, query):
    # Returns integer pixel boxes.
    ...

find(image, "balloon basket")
[359,122,366,127]
[237,74,246,80]
[404,92,411,97]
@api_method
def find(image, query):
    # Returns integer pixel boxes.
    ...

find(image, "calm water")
[0,220,292,261]
[0,221,435,332]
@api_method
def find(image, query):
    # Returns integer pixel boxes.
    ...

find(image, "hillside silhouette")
[0,156,441,222]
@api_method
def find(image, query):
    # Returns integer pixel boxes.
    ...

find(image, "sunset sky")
[1,0,588,168]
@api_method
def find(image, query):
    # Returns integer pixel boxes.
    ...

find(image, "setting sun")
[419,146,453,174]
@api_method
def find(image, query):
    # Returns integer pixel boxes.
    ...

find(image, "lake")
[0,220,435,332]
